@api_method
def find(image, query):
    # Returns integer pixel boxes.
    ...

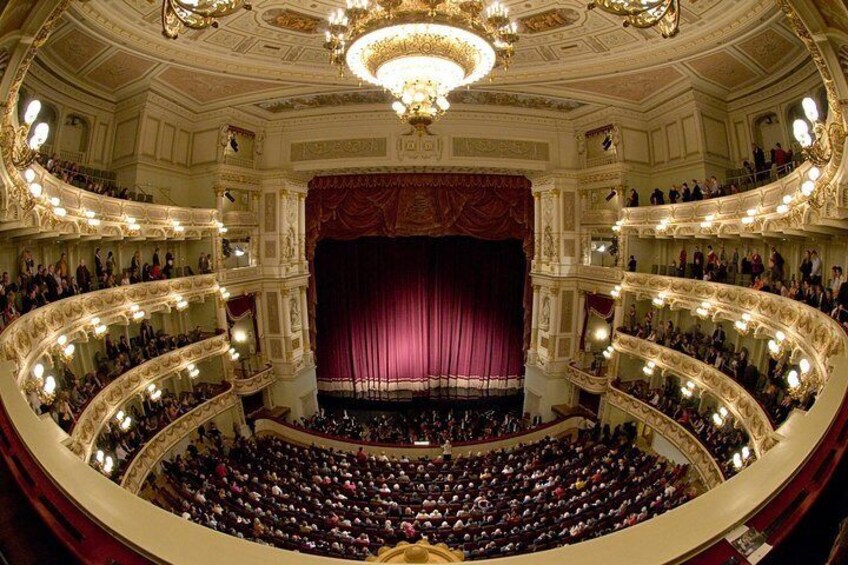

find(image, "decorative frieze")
[290,138,387,162]
[452,137,549,161]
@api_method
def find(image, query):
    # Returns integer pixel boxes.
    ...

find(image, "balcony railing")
[1,275,221,390]
[232,365,276,396]
[607,385,725,488]
[121,386,237,494]
[5,165,220,239]
[68,334,231,461]
[614,332,778,456]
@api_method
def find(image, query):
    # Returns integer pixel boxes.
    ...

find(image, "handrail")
[606,385,725,489]
[121,386,237,494]
[614,332,778,456]
[69,334,231,461]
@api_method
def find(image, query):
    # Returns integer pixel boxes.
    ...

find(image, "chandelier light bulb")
[95,449,105,464]
[802,97,819,122]
[776,204,789,214]
[33,363,44,380]
[28,122,49,150]
[799,358,811,374]
[801,180,815,197]
[733,452,743,469]
[793,119,812,147]
[23,168,36,183]
[24,100,42,126]
[741,446,751,460]
[116,410,125,422]
[29,183,42,198]
[807,166,821,181]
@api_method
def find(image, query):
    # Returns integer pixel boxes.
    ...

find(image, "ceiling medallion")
[323,1,520,133]
[160,0,252,39]
[588,0,680,38]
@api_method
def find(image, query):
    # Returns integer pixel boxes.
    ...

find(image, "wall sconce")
[642,361,656,376]
[610,285,622,299]
[680,380,696,398]
[711,406,728,427]
[602,345,615,360]
[24,362,57,405]
[694,301,711,319]
[146,383,162,401]
[91,317,108,338]
[229,346,240,361]
[174,295,189,311]
[767,331,787,360]
[732,445,752,470]
[114,410,132,431]
[611,220,623,233]
[4,99,50,169]
[186,363,200,379]
[793,97,844,169]
[93,449,115,476]
[652,292,667,308]
[130,304,146,321]
[56,334,75,361]
[219,287,231,300]
[734,313,752,335]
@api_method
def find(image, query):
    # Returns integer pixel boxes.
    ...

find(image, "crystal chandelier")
[160,0,252,39]
[323,1,520,132]
[588,0,680,38]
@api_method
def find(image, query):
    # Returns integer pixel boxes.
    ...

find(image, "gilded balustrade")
[232,365,276,396]
[69,334,231,461]
[606,386,725,489]
[5,165,220,239]
[121,386,238,494]
[0,275,221,389]
[621,273,842,386]
[614,333,778,456]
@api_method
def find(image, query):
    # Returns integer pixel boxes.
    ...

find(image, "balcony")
[2,164,220,240]
[613,332,777,456]
[68,334,231,461]
[607,385,724,489]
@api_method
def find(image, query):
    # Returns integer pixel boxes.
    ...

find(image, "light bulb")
[801,181,815,197]
[808,167,821,181]
[799,358,811,374]
[802,97,819,122]
[33,363,44,380]
[28,123,49,150]
[24,168,36,183]
[392,101,406,115]
[787,369,800,389]
[43,375,56,395]
[24,100,42,126]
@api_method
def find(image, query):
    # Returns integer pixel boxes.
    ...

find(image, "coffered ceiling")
[33,0,812,112]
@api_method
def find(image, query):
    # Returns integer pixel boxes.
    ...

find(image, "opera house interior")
[1,0,848,564]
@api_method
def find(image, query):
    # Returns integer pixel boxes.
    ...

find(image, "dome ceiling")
[35,0,810,111]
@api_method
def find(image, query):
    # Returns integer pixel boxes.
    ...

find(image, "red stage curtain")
[306,173,534,356]
[315,237,525,392]
[579,293,616,350]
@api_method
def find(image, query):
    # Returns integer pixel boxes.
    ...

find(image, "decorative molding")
[0,275,221,387]
[69,335,230,461]
[121,387,237,494]
[607,387,725,489]
[563,363,610,394]
[452,138,550,162]
[622,272,844,377]
[614,333,778,456]
[290,138,388,162]
[232,366,276,396]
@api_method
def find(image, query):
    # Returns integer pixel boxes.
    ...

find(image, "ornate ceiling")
[33,0,811,112]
